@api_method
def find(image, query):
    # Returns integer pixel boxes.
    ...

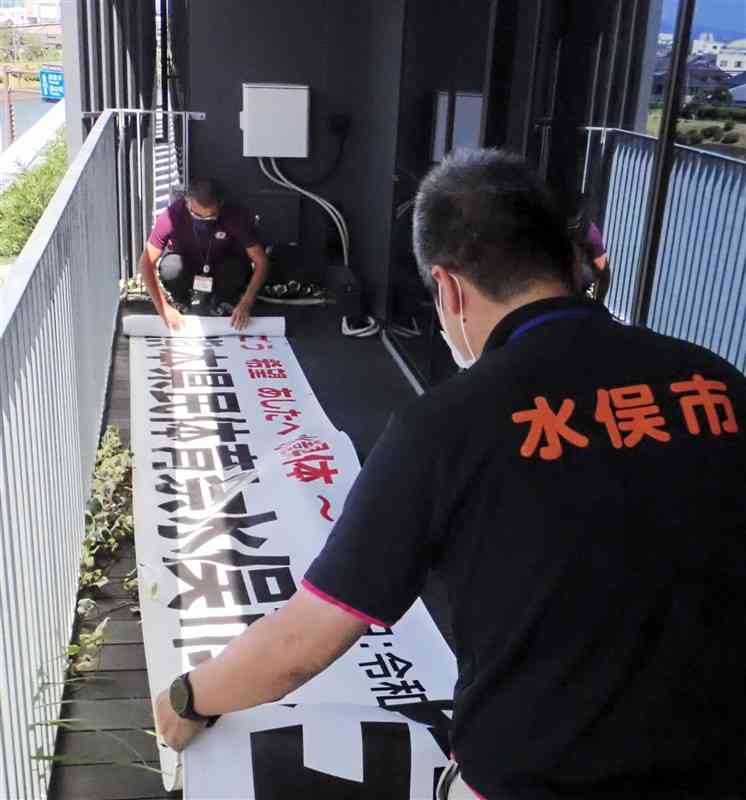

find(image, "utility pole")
[3,67,16,145]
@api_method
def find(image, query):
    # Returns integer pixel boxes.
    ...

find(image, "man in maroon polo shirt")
[568,194,610,302]
[139,177,269,330]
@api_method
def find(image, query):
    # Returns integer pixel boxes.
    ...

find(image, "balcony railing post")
[596,128,615,235]
[631,0,695,327]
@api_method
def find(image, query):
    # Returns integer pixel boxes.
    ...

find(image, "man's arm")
[231,244,269,330]
[156,410,437,752]
[139,242,185,331]
[155,586,367,751]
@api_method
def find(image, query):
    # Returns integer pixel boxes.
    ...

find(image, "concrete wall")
[185,0,405,318]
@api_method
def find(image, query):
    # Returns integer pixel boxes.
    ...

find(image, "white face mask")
[436,275,477,370]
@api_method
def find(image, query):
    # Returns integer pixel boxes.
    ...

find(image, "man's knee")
[214,256,250,298]
[159,253,188,283]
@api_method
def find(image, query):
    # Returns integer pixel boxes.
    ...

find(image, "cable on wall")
[258,156,379,338]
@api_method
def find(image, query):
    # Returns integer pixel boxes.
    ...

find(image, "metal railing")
[585,128,746,373]
[0,111,120,799]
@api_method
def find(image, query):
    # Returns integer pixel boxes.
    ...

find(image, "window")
[736,61,744,68]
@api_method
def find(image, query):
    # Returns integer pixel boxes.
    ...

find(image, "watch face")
[169,677,190,716]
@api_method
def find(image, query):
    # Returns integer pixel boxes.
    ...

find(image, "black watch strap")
[172,672,220,727]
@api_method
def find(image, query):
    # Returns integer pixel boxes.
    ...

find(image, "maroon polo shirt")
[149,197,260,275]
[585,222,606,261]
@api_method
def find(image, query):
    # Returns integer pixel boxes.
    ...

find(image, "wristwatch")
[169,672,220,728]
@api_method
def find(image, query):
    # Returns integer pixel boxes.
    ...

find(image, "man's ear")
[431,266,461,316]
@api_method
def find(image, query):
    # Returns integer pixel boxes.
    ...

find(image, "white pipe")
[265,157,350,266]
[259,158,348,266]
[270,156,349,250]
[258,158,348,266]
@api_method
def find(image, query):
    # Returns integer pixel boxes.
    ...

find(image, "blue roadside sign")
[39,65,64,102]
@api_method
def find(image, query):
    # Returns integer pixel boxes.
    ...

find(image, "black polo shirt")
[305,296,746,799]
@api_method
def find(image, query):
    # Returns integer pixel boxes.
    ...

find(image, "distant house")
[658,32,673,48]
[651,53,732,104]
[717,39,746,77]
[691,32,724,56]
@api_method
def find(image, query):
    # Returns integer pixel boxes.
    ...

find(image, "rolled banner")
[122,314,286,338]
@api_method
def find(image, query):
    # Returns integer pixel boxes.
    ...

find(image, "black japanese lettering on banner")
[155,473,248,512]
[150,417,251,444]
[146,339,226,369]
[153,443,256,472]
[149,391,241,415]
[359,652,413,679]
[148,368,235,391]
[158,494,276,553]
[249,721,412,800]
[145,336,226,348]
[357,625,431,708]
[167,560,296,609]
[176,613,273,666]
[163,550,290,569]
[373,679,426,697]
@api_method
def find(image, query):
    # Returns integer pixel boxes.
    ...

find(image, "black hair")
[413,149,575,301]
[186,177,224,208]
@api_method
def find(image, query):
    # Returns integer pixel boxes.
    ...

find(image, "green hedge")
[692,105,746,122]
[0,133,68,259]
[701,125,723,139]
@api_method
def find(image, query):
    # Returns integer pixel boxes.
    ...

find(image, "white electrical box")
[239,83,310,159]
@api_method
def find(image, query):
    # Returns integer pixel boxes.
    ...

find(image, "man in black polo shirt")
[155,150,746,799]
[140,177,268,330]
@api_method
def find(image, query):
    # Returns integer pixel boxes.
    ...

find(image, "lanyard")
[509,308,597,342]
[192,221,215,274]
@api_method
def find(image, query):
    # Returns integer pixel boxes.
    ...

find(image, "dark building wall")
[184,0,405,318]
[351,1,407,319]
[396,0,492,181]
[389,0,492,324]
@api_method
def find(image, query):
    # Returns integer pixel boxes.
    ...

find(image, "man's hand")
[231,297,253,331]
[154,689,204,753]
[162,303,185,331]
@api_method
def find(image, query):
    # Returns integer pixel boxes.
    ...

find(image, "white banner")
[123,314,286,338]
[129,319,457,798]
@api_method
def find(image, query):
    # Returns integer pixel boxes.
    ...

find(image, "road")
[0,91,53,149]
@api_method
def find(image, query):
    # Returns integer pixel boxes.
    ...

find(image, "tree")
[21,32,51,62]
[0,25,16,62]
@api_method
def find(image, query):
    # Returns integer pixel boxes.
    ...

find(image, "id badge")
[193,275,213,294]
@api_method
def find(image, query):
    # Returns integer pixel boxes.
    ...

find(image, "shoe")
[260,281,326,301]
